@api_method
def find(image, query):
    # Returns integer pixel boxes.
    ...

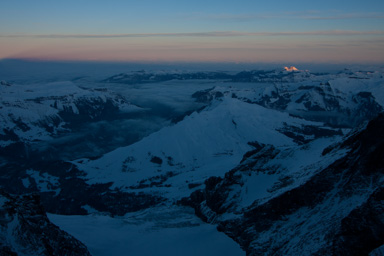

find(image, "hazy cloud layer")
[190,11,384,22]
[2,30,384,39]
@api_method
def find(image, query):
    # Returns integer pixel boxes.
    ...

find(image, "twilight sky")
[0,0,383,63]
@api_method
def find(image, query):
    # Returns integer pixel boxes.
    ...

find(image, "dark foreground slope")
[0,190,91,256]
[182,113,384,255]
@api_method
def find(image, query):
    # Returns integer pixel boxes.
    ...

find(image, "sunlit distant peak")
[284,66,299,72]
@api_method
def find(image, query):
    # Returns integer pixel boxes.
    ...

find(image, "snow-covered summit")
[74,94,342,200]
[284,66,299,72]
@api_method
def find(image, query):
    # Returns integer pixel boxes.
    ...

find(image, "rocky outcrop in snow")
[0,190,91,256]
[0,161,164,216]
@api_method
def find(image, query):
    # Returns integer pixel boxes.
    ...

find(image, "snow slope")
[49,205,244,256]
[185,114,384,255]
[74,95,333,200]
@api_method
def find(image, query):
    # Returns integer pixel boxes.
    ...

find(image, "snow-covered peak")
[74,95,341,200]
[284,66,299,72]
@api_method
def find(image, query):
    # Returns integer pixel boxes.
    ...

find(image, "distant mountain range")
[101,68,313,84]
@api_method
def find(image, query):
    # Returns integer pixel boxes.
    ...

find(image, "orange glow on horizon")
[1,36,384,63]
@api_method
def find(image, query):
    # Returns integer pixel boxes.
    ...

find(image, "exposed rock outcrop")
[0,190,91,256]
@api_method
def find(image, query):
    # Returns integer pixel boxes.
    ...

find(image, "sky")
[0,0,384,63]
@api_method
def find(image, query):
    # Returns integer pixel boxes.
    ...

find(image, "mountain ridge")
[182,113,384,255]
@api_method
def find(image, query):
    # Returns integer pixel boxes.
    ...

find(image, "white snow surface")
[74,96,324,200]
[329,76,384,106]
[249,193,371,255]
[48,205,245,256]
[219,136,348,216]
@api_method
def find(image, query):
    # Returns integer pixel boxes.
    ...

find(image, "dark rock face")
[332,187,384,256]
[150,156,163,165]
[277,123,343,144]
[185,113,384,255]
[0,161,164,216]
[0,80,12,86]
[0,190,91,256]
[192,87,224,103]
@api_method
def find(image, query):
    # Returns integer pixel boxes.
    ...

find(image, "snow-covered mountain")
[72,95,342,201]
[102,70,232,84]
[0,81,141,145]
[0,67,383,255]
[103,68,384,128]
[102,68,314,84]
[284,66,299,72]
[0,80,143,161]
[182,113,384,255]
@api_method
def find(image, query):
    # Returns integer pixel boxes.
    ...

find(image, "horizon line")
[2,30,384,39]
[2,57,384,65]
